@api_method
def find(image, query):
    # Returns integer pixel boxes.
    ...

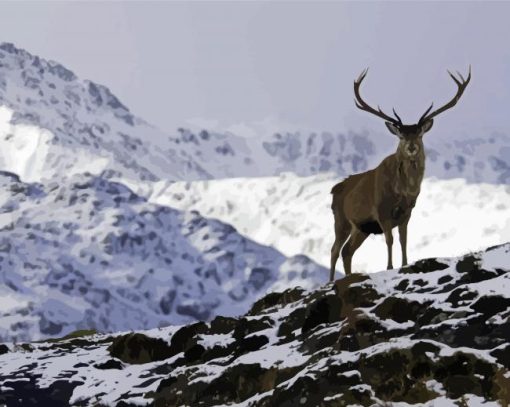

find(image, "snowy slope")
[0,42,212,183]
[136,173,510,273]
[0,243,509,406]
[0,172,327,342]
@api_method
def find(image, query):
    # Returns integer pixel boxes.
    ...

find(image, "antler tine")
[392,108,403,124]
[419,66,471,124]
[353,69,401,125]
[355,67,369,84]
[447,70,461,86]
[418,103,434,124]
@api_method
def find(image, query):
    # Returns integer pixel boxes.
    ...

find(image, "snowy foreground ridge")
[1,243,509,406]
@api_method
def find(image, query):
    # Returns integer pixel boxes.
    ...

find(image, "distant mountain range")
[0,42,509,186]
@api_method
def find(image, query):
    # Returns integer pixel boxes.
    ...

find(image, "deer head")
[353,67,471,160]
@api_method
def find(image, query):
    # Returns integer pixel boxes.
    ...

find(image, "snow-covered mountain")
[128,172,510,273]
[0,171,327,342]
[0,41,380,184]
[0,42,509,187]
[1,243,509,406]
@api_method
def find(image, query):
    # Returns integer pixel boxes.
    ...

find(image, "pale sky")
[0,1,508,138]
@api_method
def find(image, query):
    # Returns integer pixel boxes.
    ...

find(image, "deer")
[329,67,471,282]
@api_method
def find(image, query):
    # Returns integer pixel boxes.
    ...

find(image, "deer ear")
[385,122,401,137]
[421,119,434,134]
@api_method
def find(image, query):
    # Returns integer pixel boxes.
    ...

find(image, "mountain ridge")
[0,41,509,186]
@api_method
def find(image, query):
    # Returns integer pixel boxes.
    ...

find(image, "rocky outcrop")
[0,243,509,406]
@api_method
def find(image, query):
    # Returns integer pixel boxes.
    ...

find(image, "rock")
[94,359,123,370]
[400,258,450,274]
[108,333,173,364]
[373,297,423,323]
[248,287,306,315]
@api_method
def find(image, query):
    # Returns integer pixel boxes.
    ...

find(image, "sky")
[0,1,509,139]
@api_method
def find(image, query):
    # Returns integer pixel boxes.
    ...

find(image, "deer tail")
[330,181,346,195]
[330,180,347,211]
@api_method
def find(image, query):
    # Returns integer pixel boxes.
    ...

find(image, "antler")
[418,66,471,125]
[354,68,402,126]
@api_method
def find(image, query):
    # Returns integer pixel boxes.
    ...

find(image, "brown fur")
[330,139,426,282]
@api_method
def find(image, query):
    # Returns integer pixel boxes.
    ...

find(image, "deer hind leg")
[341,227,368,276]
[330,218,350,282]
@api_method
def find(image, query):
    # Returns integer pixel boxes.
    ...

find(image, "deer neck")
[394,152,425,197]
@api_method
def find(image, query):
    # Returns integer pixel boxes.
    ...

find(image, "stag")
[330,67,471,281]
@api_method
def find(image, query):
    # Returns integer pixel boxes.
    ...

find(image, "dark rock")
[446,287,478,307]
[209,315,237,334]
[334,274,381,310]
[395,279,410,291]
[417,307,452,326]
[0,375,83,407]
[414,278,428,287]
[237,335,269,355]
[400,258,449,274]
[491,344,510,368]
[438,275,454,284]
[108,333,173,364]
[471,296,510,317]
[302,293,342,333]
[456,254,481,273]
[183,344,205,363]
[233,316,273,340]
[277,307,306,338]
[373,297,423,323]
[248,287,305,315]
[169,321,208,354]
[94,359,123,370]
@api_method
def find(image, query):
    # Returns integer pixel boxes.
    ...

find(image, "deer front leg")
[380,221,394,269]
[398,216,410,266]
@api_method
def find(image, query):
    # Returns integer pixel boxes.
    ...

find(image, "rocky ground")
[0,243,509,406]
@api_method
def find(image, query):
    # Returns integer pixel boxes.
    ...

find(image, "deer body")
[329,68,470,281]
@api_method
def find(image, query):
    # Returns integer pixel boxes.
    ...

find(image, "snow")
[235,338,308,370]
[198,333,235,349]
